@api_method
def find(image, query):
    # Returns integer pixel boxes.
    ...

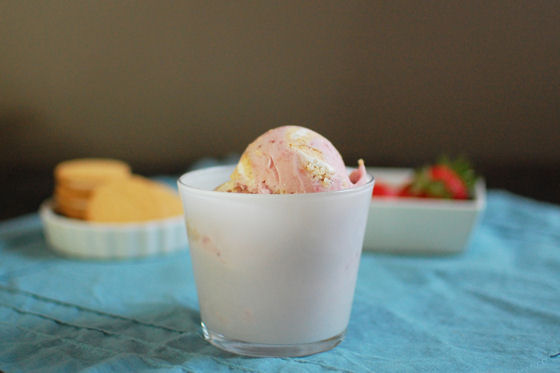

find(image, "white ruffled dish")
[364,168,486,254]
[40,201,188,259]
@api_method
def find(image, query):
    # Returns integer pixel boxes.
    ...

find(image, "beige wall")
[1,1,559,172]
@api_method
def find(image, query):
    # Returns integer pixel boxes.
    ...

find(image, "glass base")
[201,322,346,357]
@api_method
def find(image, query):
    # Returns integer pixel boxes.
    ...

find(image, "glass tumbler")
[177,165,374,357]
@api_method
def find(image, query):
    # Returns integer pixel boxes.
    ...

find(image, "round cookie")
[55,184,93,200]
[85,176,183,223]
[55,202,88,220]
[54,185,90,211]
[55,158,131,191]
[55,194,88,212]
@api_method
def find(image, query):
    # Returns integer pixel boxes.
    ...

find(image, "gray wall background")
[1,1,559,173]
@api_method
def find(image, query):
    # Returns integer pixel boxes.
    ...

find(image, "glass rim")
[177,165,375,199]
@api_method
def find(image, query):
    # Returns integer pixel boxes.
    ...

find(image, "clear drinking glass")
[177,165,374,357]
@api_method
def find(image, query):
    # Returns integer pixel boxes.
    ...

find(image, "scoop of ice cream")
[216,125,367,194]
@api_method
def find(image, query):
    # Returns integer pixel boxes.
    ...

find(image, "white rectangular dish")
[363,167,486,254]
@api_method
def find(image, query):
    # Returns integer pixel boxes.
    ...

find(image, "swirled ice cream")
[216,126,367,194]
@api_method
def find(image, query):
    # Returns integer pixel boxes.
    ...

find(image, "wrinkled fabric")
[1,190,559,372]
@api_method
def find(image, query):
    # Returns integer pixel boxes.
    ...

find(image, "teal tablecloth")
[1,190,559,372]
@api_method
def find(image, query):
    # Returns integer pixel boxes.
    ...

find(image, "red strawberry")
[372,181,398,198]
[429,165,468,199]
[403,156,476,200]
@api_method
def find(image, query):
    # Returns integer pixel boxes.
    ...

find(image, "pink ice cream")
[216,126,368,194]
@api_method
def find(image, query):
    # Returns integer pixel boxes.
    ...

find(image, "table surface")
[1,190,559,372]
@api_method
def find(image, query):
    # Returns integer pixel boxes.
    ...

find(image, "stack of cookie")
[54,159,132,219]
[53,159,183,222]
